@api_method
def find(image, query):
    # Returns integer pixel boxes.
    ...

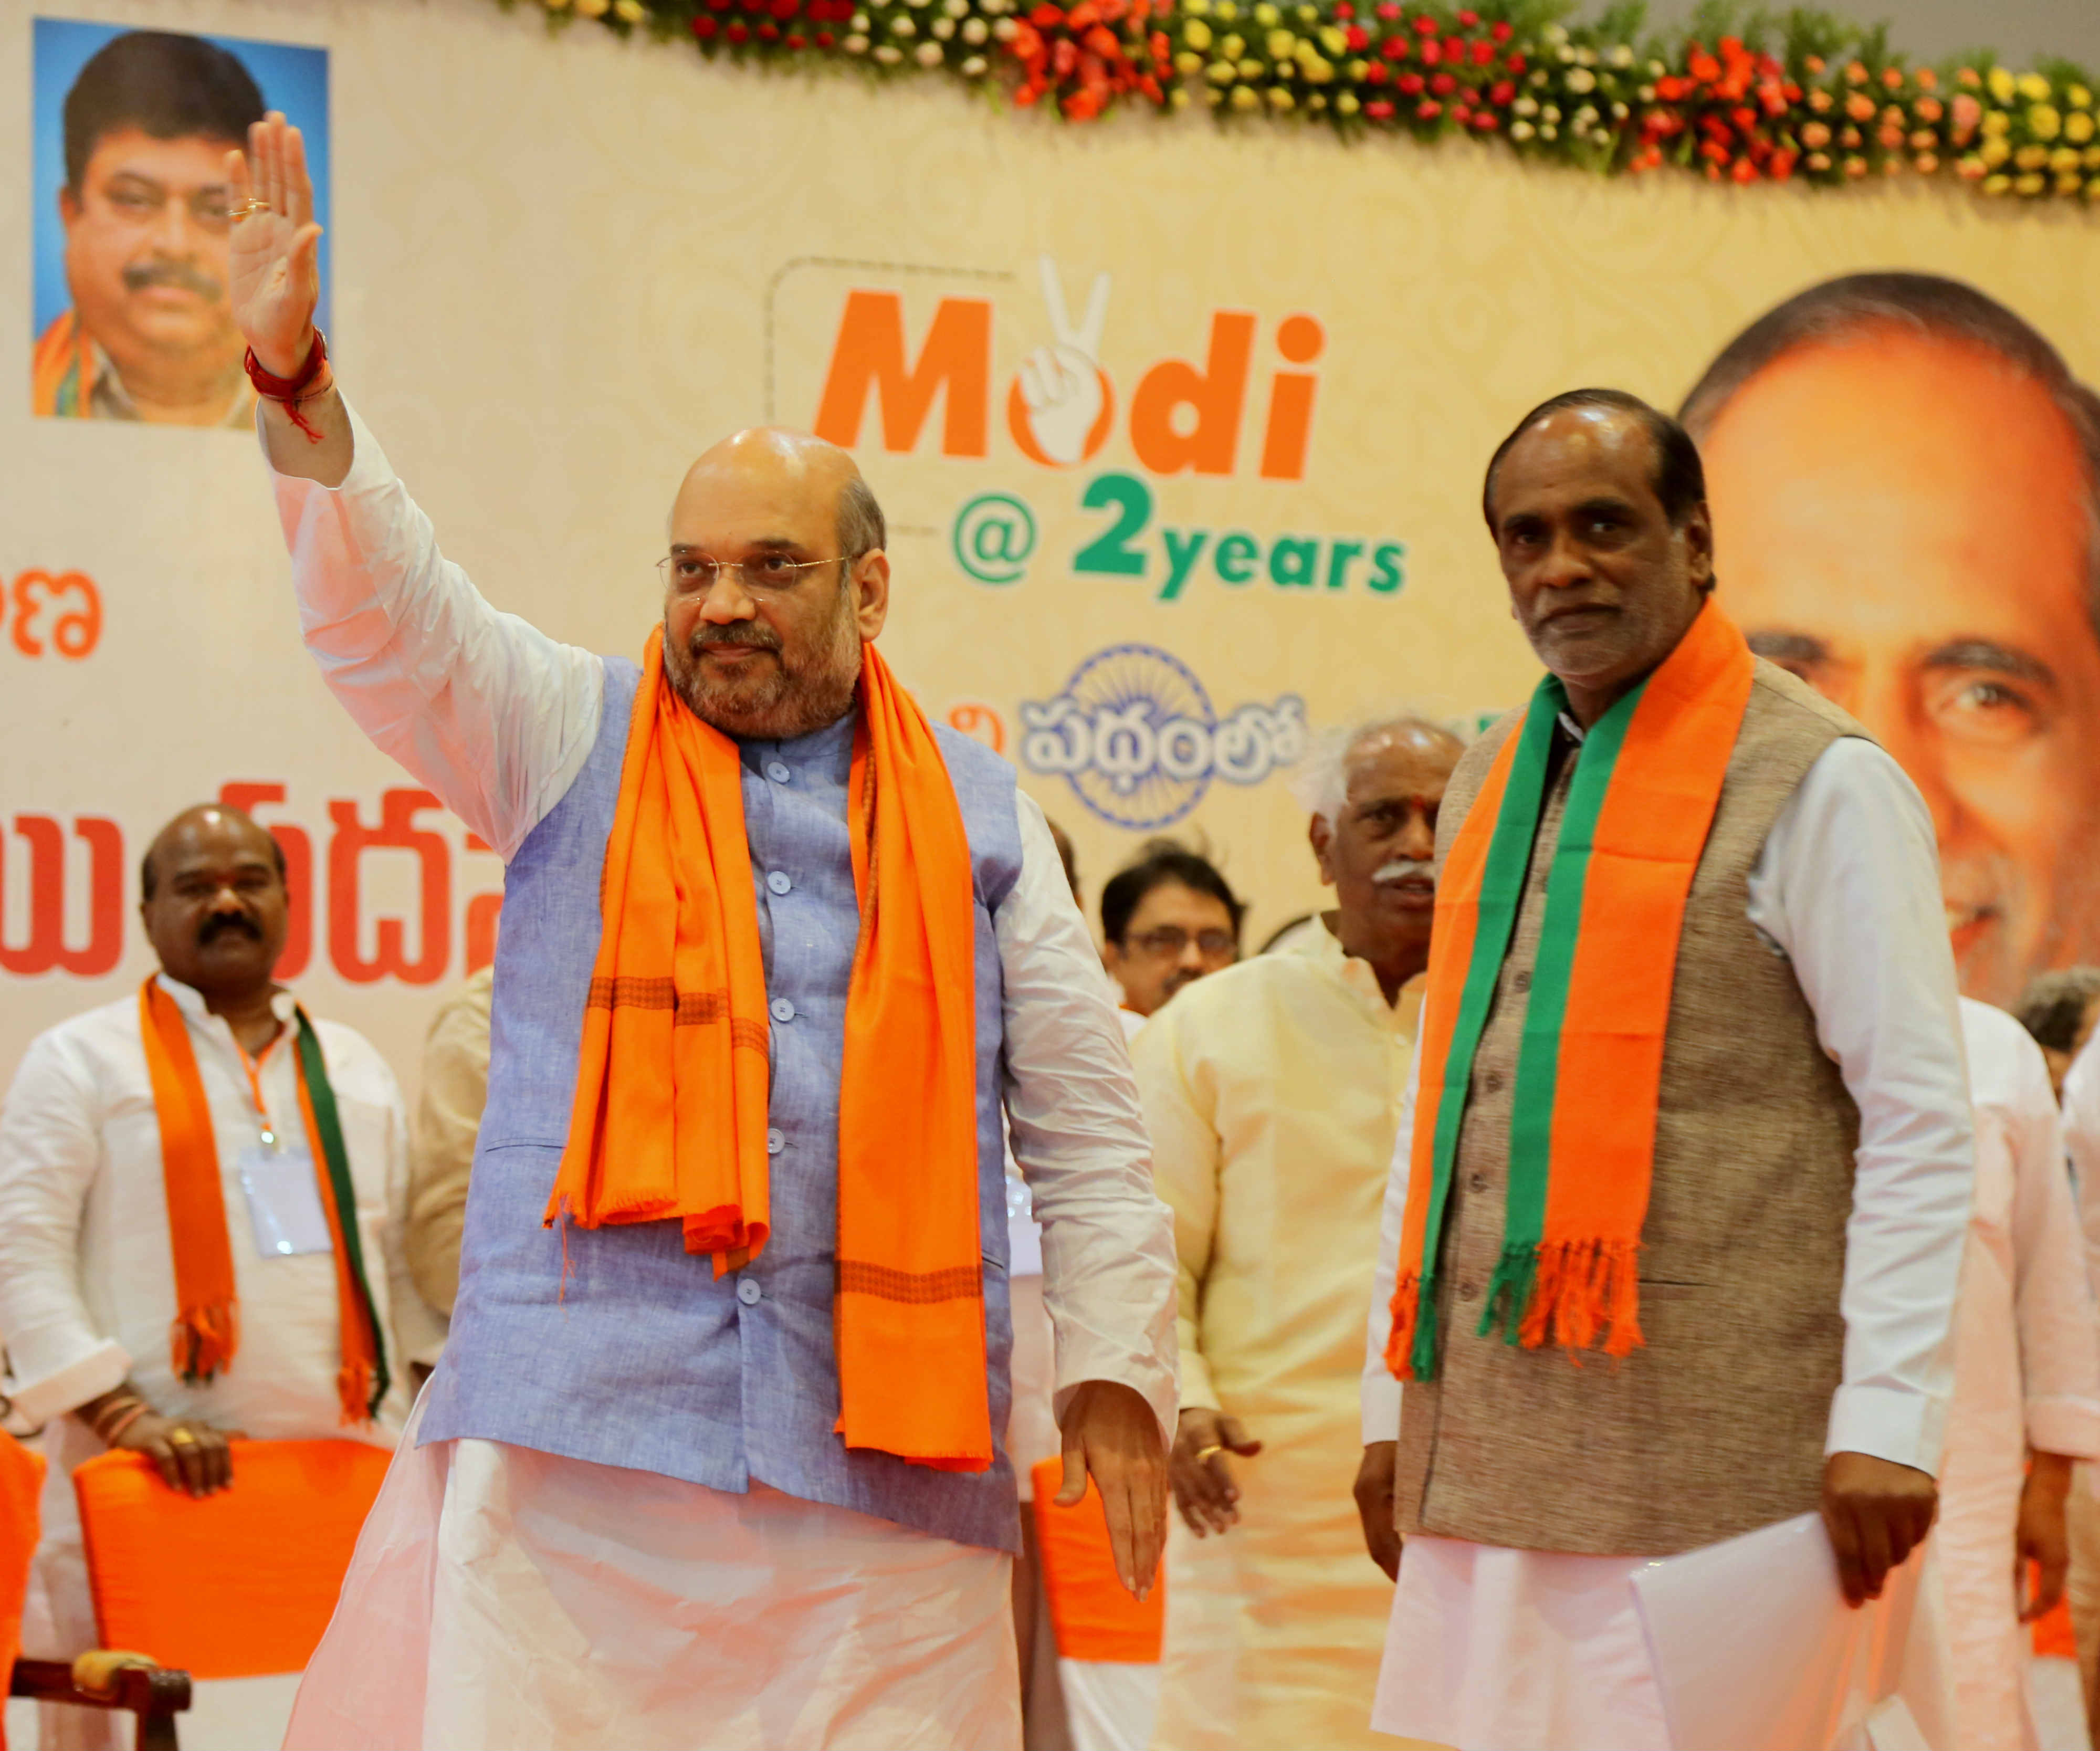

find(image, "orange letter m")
[813,290,991,457]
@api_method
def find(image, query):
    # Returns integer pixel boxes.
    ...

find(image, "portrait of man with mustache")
[33,29,268,426]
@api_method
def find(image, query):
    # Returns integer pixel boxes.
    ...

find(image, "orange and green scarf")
[544,630,992,1472]
[138,979,390,1423]
[1385,602,1755,1381]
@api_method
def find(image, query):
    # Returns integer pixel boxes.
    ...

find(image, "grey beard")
[663,614,863,741]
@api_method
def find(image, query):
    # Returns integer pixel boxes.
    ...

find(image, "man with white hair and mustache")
[1133,714,1464,1751]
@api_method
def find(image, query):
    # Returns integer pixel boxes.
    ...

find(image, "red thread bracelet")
[245,329,331,444]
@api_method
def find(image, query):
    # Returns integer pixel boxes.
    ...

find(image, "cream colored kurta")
[1135,921,1420,1751]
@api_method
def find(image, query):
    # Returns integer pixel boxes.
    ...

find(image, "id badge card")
[236,1143,335,1257]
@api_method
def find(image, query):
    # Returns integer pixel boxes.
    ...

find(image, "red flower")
[1469,39,1492,66]
[1688,49,1719,83]
[726,21,749,43]
[1731,155,1757,183]
[813,29,833,46]
[1335,1,1353,14]
[758,22,780,40]
[1396,70,1423,93]
[1429,70,1455,95]
[1768,148,1797,180]
[1452,102,1471,121]
[1374,2,1401,18]
[1345,26,1368,51]
[1490,20,1511,42]
[1487,79,1513,104]
[1032,5,1063,27]
[1419,39,1440,65]
[1442,35,1463,60]
[772,0,799,18]
[1416,98,1441,118]
[1365,61,1390,83]
[1472,109,1497,129]
[1412,14,1435,33]
[1456,8,1477,25]
[1381,35,1409,59]
[1655,75,1686,101]
[692,15,719,36]
[1505,51,1523,72]
[1366,98,1396,117]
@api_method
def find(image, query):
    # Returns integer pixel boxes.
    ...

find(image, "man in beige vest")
[1354,390,1975,1750]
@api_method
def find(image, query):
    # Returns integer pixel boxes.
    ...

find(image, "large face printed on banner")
[1698,327,2100,1007]
[36,30,273,426]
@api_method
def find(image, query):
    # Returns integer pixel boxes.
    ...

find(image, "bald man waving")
[228,117,1175,1751]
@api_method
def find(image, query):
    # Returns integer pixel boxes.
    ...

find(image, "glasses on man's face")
[97,176,233,234]
[658,552,844,602]
[1128,926,1237,961]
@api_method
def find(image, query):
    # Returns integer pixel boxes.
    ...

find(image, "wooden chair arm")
[11,1653,192,1749]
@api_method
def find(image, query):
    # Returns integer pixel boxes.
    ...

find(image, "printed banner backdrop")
[3,0,2098,1098]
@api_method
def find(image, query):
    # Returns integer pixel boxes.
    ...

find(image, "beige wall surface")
[5,0,2098,1093]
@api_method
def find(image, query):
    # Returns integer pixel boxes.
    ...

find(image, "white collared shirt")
[0,975,432,1439]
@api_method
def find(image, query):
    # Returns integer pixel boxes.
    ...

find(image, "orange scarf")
[1387,603,1754,1379]
[545,631,991,1471]
[137,979,387,1424]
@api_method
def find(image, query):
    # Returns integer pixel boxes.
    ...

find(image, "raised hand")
[225,112,322,377]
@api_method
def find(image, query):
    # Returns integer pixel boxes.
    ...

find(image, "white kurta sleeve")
[0,1031,131,1422]
[1999,1024,2100,1458]
[997,788,1179,1454]
[1745,736,1975,1475]
[266,399,604,858]
[1362,1037,1419,1444]
[1129,1008,1221,1415]
[2063,1040,2100,1318]
[368,1043,447,1380]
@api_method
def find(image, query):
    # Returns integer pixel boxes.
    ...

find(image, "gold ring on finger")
[229,197,271,219]
[1193,1443,1224,1463]
[168,1428,197,1445]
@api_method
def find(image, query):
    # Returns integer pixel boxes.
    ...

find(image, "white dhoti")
[287,1408,1019,1751]
[1369,1536,1671,1751]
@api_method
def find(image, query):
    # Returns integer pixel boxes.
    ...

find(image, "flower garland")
[528,0,2100,203]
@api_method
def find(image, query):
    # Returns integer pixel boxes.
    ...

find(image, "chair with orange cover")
[1029,1456,1164,1751]
[1,1428,191,1751]
[72,1439,390,1682]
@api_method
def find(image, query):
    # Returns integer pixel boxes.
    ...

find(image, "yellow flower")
[1987,67,2016,104]
[1318,25,1345,56]
[615,0,646,17]
[1266,29,1294,58]
[2088,177,2100,198]
[2052,145,2082,172]
[1308,90,1327,110]
[575,0,608,15]
[1336,89,1360,115]
[1205,57,1234,81]
[1172,86,1192,108]
[2072,85,2094,109]
[1175,49,1203,73]
[1206,85,1224,103]
[1184,0,1210,14]
[2058,172,2084,195]
[1238,57,1261,78]
[1297,48,1332,81]
[1230,82,1259,109]
[2014,143,2049,170]
[1252,3,1277,24]
[543,0,571,10]
[1267,84,1294,109]
[1182,19,1212,48]
[1980,110,2011,137]
[2031,104,2062,140]
[1213,3,1236,21]
[1219,32,1243,58]
[2087,144,2100,167]
[2018,71,2050,101]
[2014,170,2046,194]
[1981,137,2011,166]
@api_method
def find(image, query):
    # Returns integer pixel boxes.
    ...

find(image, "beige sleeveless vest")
[1389,658,1865,1556]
